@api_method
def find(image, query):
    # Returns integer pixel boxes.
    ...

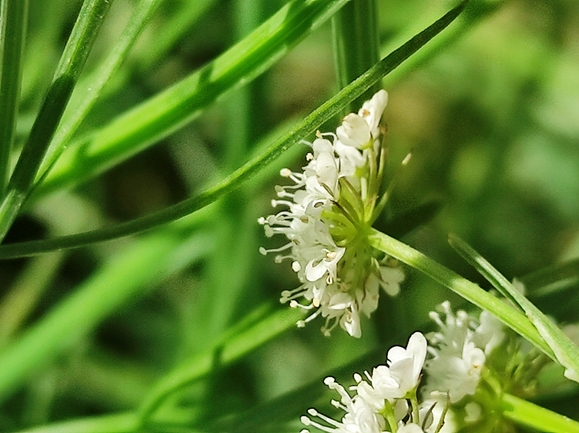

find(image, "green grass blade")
[195,0,265,349]
[33,0,352,198]
[136,305,305,427]
[0,0,113,241]
[13,412,138,433]
[137,0,218,70]
[204,349,383,432]
[0,0,28,195]
[332,0,381,111]
[501,392,579,433]
[367,228,554,357]
[448,234,579,383]
[0,225,214,404]
[0,0,469,258]
[518,257,579,298]
[36,0,164,188]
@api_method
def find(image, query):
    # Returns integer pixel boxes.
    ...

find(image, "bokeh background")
[2,0,579,431]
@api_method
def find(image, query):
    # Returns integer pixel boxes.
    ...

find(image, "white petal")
[336,113,371,147]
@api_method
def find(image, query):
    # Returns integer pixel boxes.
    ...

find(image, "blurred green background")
[1,0,579,431]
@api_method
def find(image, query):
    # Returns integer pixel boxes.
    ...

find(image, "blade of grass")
[33,0,352,198]
[136,305,305,427]
[366,228,554,358]
[0,0,469,258]
[137,0,218,70]
[332,0,381,111]
[0,222,214,404]
[19,0,70,105]
[203,348,384,432]
[195,0,265,353]
[35,0,164,190]
[13,412,138,433]
[0,253,64,346]
[0,0,113,241]
[518,257,579,298]
[0,0,28,195]
[501,392,579,433]
[448,234,579,383]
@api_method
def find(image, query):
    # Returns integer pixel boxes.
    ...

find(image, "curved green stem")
[13,412,137,433]
[332,0,381,111]
[501,392,579,433]
[35,0,163,189]
[0,0,113,241]
[0,0,28,195]
[367,228,554,359]
[0,0,468,258]
[136,306,304,428]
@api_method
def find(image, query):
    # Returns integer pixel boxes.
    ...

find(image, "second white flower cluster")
[301,303,505,433]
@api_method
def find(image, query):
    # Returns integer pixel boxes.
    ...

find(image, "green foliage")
[1,0,579,432]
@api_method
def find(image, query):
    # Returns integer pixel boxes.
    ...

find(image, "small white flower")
[336,113,372,147]
[473,310,505,355]
[387,332,428,392]
[363,332,427,402]
[300,377,384,433]
[423,302,503,403]
[259,90,405,337]
[302,332,454,433]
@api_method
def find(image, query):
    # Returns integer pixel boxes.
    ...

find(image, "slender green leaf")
[518,257,579,298]
[137,306,305,426]
[367,228,554,357]
[36,0,164,188]
[0,0,113,240]
[382,0,502,86]
[0,223,213,404]
[13,412,138,433]
[332,0,381,111]
[501,392,579,433]
[34,0,352,198]
[0,0,468,258]
[191,0,266,354]
[448,234,579,383]
[0,0,28,195]
[137,0,218,70]
[204,348,384,432]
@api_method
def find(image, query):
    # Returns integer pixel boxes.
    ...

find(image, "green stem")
[0,0,28,196]
[35,0,163,189]
[0,1,468,258]
[34,0,352,198]
[136,306,305,427]
[449,234,579,382]
[366,228,554,358]
[501,393,579,433]
[332,0,381,111]
[13,412,138,433]
[0,225,213,404]
[137,0,218,70]
[382,400,399,433]
[0,0,113,241]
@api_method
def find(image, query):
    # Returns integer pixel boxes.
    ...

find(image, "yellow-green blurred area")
[2,0,579,431]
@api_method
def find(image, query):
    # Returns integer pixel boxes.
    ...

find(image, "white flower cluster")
[259,90,404,337]
[301,303,506,433]
[301,333,447,433]
[422,301,504,403]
